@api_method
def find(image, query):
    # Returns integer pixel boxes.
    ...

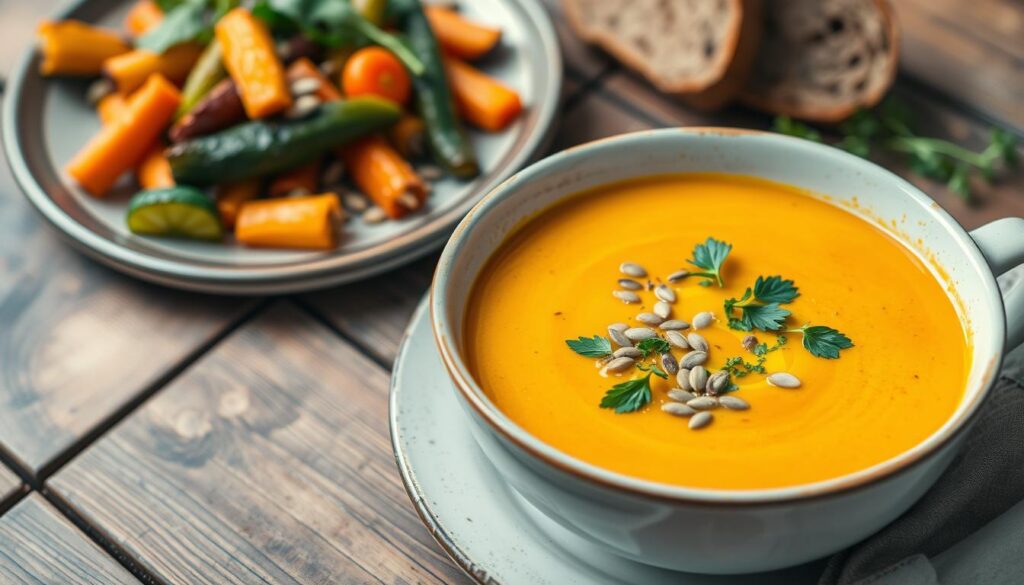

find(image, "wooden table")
[0,1,1021,582]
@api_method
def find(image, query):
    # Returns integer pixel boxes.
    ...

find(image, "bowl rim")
[430,127,1008,505]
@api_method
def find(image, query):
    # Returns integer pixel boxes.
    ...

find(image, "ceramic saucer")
[390,298,826,584]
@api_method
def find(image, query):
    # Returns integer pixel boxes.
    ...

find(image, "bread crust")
[563,0,763,110]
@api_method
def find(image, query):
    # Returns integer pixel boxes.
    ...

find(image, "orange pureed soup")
[464,174,971,489]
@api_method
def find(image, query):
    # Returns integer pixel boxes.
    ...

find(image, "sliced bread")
[741,0,899,122]
[563,0,762,110]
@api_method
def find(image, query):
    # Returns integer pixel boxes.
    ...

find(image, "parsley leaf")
[790,325,854,359]
[600,374,653,414]
[636,362,669,379]
[725,276,796,332]
[686,238,732,287]
[635,338,670,358]
[565,335,612,358]
[741,303,791,331]
[752,276,800,304]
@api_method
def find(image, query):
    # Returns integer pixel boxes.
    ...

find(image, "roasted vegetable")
[96,93,129,125]
[286,57,342,102]
[127,186,222,240]
[37,20,130,76]
[177,39,227,119]
[235,193,342,249]
[215,179,261,229]
[124,0,164,37]
[216,7,292,119]
[168,97,402,186]
[446,57,523,132]
[104,44,203,94]
[341,135,426,219]
[388,113,426,158]
[169,77,245,142]
[425,5,500,60]
[137,146,176,189]
[390,0,478,178]
[342,46,411,105]
[269,160,322,197]
[67,74,182,196]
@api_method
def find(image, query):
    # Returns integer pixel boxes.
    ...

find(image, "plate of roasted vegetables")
[4,0,560,293]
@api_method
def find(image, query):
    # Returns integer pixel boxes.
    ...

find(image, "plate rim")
[2,0,562,295]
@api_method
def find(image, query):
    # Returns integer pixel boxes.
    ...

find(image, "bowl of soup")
[430,128,1024,573]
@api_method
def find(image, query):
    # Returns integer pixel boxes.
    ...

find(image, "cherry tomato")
[342,46,412,105]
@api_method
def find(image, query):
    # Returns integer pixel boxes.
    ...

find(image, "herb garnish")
[722,335,787,378]
[787,325,854,359]
[636,338,671,357]
[685,238,732,287]
[636,362,669,379]
[565,335,612,358]
[724,276,798,331]
[600,373,654,413]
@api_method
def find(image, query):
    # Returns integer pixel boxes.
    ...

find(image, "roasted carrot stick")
[236,193,342,250]
[425,6,500,60]
[216,8,292,119]
[66,74,182,196]
[37,20,130,76]
[104,44,203,94]
[286,58,342,102]
[96,92,129,125]
[124,0,163,37]
[388,113,426,158]
[269,159,322,198]
[340,135,427,219]
[137,146,175,189]
[215,179,261,229]
[444,57,522,132]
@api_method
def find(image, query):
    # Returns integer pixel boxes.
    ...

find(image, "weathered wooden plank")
[0,464,21,510]
[0,494,137,585]
[49,302,469,585]
[893,0,1023,131]
[552,87,654,151]
[0,148,256,476]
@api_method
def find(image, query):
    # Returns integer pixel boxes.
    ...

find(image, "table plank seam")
[561,62,617,113]
[0,483,28,518]
[292,297,395,369]
[895,71,1024,139]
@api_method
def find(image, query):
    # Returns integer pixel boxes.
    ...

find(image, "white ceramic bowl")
[430,129,1024,574]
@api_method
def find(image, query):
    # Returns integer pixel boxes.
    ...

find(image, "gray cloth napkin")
[820,266,1024,585]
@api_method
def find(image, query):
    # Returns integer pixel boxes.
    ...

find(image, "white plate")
[390,298,828,584]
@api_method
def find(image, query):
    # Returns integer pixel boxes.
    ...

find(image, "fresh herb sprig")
[635,338,670,357]
[787,325,854,359]
[721,335,787,378]
[565,335,612,358]
[773,99,1019,203]
[682,238,732,287]
[724,276,799,331]
[600,373,654,413]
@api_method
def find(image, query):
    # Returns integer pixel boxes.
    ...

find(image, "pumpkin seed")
[668,388,695,403]
[619,262,647,278]
[654,301,672,319]
[624,327,656,341]
[660,353,679,375]
[285,94,321,119]
[618,278,643,291]
[609,323,629,332]
[362,206,387,224]
[689,366,709,391]
[742,335,759,352]
[654,284,677,303]
[397,192,421,211]
[706,371,730,395]
[86,78,115,105]
[667,269,689,283]
[659,319,689,331]
[342,192,369,212]
[285,187,312,197]
[665,330,689,350]
[692,311,714,330]
[613,347,642,359]
[719,396,750,411]
[613,290,641,304]
[636,312,664,325]
[662,403,697,417]
[688,411,713,430]
[680,351,708,369]
[417,164,445,181]
[687,396,719,410]
[290,76,322,96]
[686,332,709,353]
[605,357,635,373]
[767,372,801,388]
[608,323,631,347]
[676,368,692,391]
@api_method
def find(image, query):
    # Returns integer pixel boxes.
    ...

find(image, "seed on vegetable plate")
[342,192,369,212]
[362,206,387,224]
[319,60,341,77]
[692,311,714,330]
[680,351,708,369]
[624,327,656,341]
[659,319,689,331]
[660,353,679,375]
[636,312,664,325]
[285,94,321,119]
[398,192,421,210]
[613,290,641,304]
[619,262,647,277]
[665,330,689,350]
[618,278,643,291]
[742,335,759,352]
[285,187,311,198]
[655,284,677,303]
[689,366,709,391]
[417,164,445,181]
[719,396,750,410]
[605,357,635,373]
[86,78,114,105]
[689,411,713,430]
[608,325,632,348]
[676,368,692,391]
[654,301,672,319]
[767,373,802,388]
[707,371,729,395]
[687,396,718,410]
[662,403,696,417]
[290,76,322,96]
[667,269,689,283]
[613,347,642,359]
[668,388,695,403]
[686,332,709,353]
[322,161,345,185]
